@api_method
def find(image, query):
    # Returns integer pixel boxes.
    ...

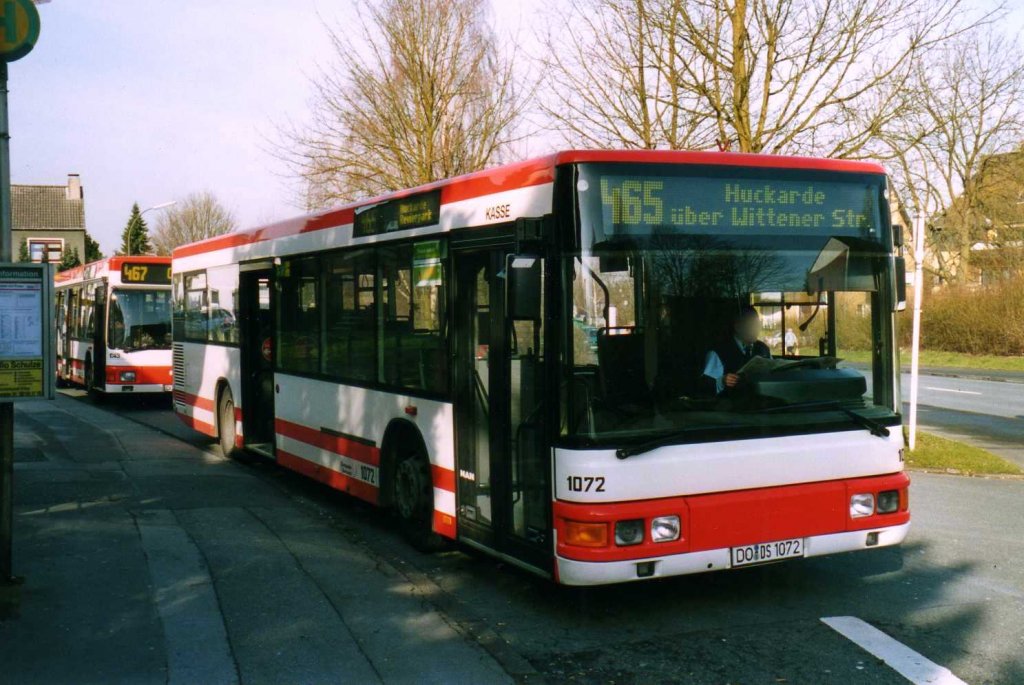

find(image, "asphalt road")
[900,372,1024,466]
[49,391,1024,684]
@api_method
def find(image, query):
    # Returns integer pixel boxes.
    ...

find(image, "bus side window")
[69,288,80,339]
[377,242,447,392]
[278,256,322,374]
[184,272,208,341]
[207,265,239,344]
[82,288,95,338]
[323,250,375,382]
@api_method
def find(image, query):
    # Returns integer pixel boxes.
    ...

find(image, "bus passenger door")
[239,268,275,453]
[91,284,107,391]
[452,245,551,574]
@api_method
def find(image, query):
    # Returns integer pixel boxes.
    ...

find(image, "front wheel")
[217,389,243,460]
[392,451,447,552]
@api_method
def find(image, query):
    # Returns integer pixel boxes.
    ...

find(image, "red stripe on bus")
[173,156,557,259]
[174,390,215,412]
[55,255,171,285]
[277,448,379,505]
[432,510,457,539]
[176,412,216,437]
[553,472,910,563]
[431,464,456,493]
[274,418,381,466]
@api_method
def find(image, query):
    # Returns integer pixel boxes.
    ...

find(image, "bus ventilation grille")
[172,343,185,398]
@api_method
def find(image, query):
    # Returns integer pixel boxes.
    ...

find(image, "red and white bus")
[55,256,174,395]
[172,150,909,585]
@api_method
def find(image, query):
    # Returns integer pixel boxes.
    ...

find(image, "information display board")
[0,264,54,400]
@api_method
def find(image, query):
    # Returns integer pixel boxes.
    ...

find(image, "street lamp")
[127,200,176,256]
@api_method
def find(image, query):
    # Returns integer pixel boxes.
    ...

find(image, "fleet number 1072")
[566,475,606,492]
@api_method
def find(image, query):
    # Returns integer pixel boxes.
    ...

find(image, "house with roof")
[13,173,87,264]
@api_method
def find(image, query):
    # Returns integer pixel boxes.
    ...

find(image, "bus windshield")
[565,163,898,445]
[108,288,172,352]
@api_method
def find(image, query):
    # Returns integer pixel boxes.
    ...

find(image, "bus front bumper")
[555,521,910,586]
[102,383,172,394]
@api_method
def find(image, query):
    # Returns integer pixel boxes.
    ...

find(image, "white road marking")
[925,386,982,396]
[821,616,967,685]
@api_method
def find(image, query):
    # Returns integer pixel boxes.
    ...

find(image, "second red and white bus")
[55,256,174,395]
[172,150,909,585]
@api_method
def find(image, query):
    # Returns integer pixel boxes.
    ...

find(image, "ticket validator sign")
[0,263,54,400]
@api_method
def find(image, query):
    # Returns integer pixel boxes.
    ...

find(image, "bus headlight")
[877,490,900,514]
[119,371,137,383]
[614,519,644,546]
[850,493,874,518]
[651,515,680,542]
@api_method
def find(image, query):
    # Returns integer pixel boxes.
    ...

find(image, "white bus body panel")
[273,374,456,518]
[555,429,904,503]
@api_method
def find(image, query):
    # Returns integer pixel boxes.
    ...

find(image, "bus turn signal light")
[564,520,608,548]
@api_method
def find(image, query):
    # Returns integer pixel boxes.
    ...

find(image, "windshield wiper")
[757,400,890,438]
[616,426,709,460]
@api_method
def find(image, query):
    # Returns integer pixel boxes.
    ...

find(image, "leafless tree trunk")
[542,0,992,156]
[885,30,1024,284]
[152,192,237,256]
[279,0,528,209]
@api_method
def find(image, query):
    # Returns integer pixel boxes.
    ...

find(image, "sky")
[11,0,544,255]
[11,0,1024,256]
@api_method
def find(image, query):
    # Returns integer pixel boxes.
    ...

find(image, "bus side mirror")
[892,224,904,248]
[894,258,907,312]
[508,256,542,320]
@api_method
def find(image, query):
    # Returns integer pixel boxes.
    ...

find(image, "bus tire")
[217,388,243,460]
[392,449,447,553]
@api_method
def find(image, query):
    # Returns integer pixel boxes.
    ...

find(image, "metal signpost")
[1,0,42,584]
[907,210,927,451]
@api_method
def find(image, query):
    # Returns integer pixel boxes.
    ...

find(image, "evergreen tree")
[17,240,29,262]
[58,246,81,271]
[117,203,153,255]
[83,230,103,262]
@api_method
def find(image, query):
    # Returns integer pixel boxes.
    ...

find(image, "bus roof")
[173,149,887,261]
[54,255,171,286]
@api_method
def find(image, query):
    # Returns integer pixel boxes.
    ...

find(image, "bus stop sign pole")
[1,0,42,584]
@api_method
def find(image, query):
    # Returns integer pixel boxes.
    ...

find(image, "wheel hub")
[394,458,425,520]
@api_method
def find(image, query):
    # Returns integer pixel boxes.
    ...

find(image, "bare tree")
[151,192,237,256]
[542,0,991,156]
[281,0,528,208]
[885,30,1024,284]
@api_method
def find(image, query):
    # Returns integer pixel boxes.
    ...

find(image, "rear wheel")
[392,450,447,552]
[218,389,242,459]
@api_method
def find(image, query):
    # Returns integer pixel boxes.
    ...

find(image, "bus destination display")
[120,262,172,285]
[593,175,880,238]
[354,189,441,237]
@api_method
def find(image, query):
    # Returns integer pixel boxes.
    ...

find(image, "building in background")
[12,173,87,263]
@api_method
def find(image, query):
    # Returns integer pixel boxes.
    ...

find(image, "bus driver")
[701,306,771,394]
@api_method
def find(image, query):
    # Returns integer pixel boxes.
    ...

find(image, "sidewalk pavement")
[0,395,512,685]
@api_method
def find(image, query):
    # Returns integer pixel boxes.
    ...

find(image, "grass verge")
[839,348,1024,372]
[907,431,1023,476]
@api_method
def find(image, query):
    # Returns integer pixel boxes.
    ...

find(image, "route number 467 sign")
[0,264,54,400]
